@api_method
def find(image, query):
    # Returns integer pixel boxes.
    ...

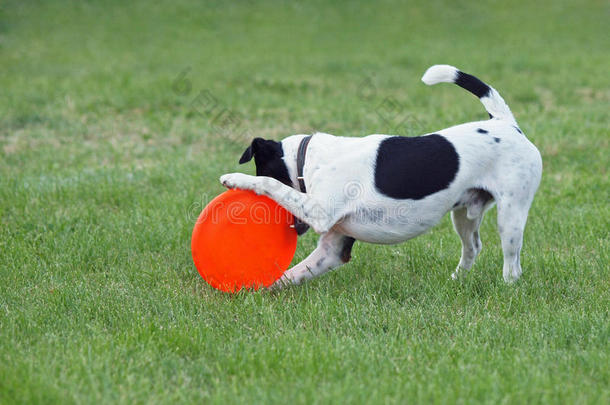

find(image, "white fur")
[220,66,542,287]
[421,64,459,85]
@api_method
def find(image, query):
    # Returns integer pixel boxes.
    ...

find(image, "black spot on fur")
[455,71,491,98]
[488,113,494,119]
[239,138,291,186]
[374,135,459,200]
[513,125,523,134]
[494,137,501,143]
[340,237,356,263]
[477,128,488,134]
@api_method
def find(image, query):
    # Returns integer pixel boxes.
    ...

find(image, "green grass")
[1,0,608,403]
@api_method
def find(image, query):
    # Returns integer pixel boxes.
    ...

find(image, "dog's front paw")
[269,274,296,290]
[220,173,257,191]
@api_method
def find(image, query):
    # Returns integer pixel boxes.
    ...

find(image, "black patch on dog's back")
[477,128,488,134]
[374,135,459,200]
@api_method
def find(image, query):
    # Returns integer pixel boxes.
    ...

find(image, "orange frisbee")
[191,189,297,292]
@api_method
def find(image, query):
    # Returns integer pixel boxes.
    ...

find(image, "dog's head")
[239,137,310,235]
[238,138,292,185]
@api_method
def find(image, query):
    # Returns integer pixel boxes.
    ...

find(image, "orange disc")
[191,189,297,292]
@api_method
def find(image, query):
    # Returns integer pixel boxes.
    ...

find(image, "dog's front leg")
[219,173,335,234]
[271,231,356,289]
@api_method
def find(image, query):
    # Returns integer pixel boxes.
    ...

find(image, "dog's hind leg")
[451,207,485,279]
[496,197,533,283]
[451,189,494,279]
[271,232,355,288]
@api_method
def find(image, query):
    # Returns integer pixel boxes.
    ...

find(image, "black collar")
[296,135,312,193]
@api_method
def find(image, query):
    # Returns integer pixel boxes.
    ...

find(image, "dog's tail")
[421,65,517,125]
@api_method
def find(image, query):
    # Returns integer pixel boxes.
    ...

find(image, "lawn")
[0,0,608,403]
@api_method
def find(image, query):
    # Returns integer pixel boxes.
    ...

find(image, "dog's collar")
[296,135,312,193]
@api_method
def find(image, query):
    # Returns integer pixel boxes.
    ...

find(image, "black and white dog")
[220,65,542,287]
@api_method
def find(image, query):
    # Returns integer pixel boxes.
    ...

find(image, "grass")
[0,0,608,403]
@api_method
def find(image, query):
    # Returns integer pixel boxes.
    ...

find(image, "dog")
[220,65,542,287]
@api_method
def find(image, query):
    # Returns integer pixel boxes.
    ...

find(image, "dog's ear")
[238,145,253,164]
[239,138,265,164]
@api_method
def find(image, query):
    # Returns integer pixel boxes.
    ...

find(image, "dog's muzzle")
[293,215,310,236]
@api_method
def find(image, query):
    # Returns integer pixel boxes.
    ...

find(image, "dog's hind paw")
[451,266,470,281]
